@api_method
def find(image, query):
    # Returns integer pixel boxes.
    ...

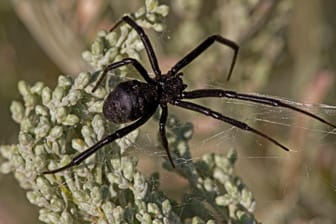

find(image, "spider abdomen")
[103,80,158,123]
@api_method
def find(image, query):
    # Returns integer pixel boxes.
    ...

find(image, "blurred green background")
[1,0,336,223]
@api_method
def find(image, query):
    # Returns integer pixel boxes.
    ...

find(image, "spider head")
[158,73,187,102]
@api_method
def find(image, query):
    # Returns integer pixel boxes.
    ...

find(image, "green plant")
[0,0,259,223]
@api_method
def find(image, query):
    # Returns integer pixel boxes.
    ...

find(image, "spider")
[43,16,336,174]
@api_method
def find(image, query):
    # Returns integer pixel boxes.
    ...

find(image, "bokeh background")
[1,0,336,223]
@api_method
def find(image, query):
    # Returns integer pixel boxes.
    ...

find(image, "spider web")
[115,89,336,220]
[184,93,336,221]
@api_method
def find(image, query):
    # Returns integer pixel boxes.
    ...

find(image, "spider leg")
[92,58,155,92]
[182,89,336,129]
[172,100,290,152]
[109,15,161,77]
[43,107,157,174]
[168,35,239,81]
[159,104,175,168]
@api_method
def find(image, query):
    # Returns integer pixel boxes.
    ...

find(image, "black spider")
[43,16,336,174]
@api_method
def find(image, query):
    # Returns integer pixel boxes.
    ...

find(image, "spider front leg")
[182,89,336,129]
[168,35,239,81]
[92,58,154,92]
[173,100,290,152]
[43,109,156,174]
[110,15,161,77]
[159,104,175,168]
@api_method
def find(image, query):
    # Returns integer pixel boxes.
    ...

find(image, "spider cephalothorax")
[158,72,187,103]
[43,16,336,174]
